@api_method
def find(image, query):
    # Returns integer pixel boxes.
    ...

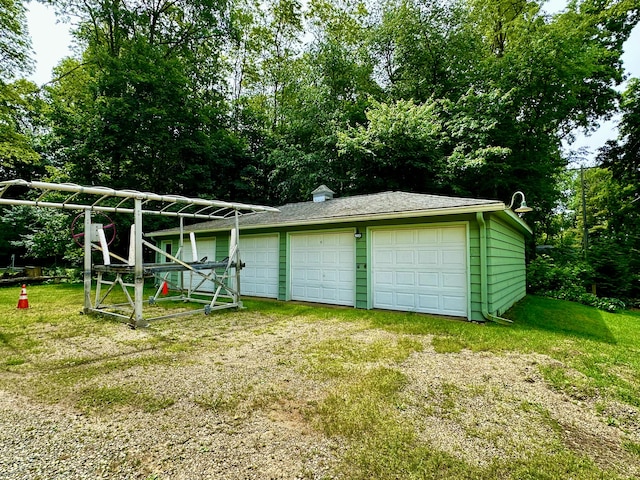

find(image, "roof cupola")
[311,185,335,202]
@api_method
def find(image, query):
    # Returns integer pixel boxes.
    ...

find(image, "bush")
[527,254,626,312]
[42,267,82,283]
[527,254,592,294]
[588,237,636,300]
[544,290,626,312]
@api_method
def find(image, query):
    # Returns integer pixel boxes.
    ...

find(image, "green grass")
[1,285,639,479]
[247,294,640,410]
[304,336,423,378]
[78,385,175,413]
[0,283,190,412]
[251,295,640,479]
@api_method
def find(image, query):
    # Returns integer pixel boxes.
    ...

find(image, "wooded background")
[1,0,639,300]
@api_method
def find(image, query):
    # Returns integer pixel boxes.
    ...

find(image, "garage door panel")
[418,229,438,243]
[396,271,416,286]
[418,294,440,310]
[441,228,464,243]
[375,230,394,245]
[395,230,416,245]
[308,269,322,281]
[395,292,416,309]
[323,270,338,282]
[442,250,465,266]
[338,289,353,303]
[396,250,415,264]
[376,250,394,265]
[418,272,439,287]
[442,272,466,288]
[418,250,438,265]
[374,270,393,286]
[376,291,393,307]
[442,296,466,313]
[338,270,353,283]
[325,288,342,302]
[372,226,467,317]
[290,231,355,306]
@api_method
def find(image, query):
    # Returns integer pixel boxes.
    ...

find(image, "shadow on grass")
[508,296,617,344]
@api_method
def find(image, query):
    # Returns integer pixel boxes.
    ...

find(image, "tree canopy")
[1,0,639,279]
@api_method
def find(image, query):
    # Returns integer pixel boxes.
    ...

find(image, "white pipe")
[190,232,198,262]
[128,225,136,266]
[97,228,111,265]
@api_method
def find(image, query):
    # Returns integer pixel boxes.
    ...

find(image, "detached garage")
[149,186,532,323]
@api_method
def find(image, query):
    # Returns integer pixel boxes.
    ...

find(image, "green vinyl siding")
[486,214,526,315]
[467,221,484,322]
[216,234,229,262]
[355,222,368,309]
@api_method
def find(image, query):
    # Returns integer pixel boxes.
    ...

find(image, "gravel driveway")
[1,305,638,479]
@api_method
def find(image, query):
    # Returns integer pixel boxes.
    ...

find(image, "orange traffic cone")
[17,284,29,309]
[161,281,169,295]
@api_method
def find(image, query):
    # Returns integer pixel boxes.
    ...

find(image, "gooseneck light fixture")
[508,191,533,213]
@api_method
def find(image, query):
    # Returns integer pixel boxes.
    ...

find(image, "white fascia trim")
[500,209,534,235]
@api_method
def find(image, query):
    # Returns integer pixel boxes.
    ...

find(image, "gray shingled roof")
[149,191,505,236]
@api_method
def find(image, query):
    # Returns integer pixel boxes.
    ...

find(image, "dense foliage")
[0,0,638,303]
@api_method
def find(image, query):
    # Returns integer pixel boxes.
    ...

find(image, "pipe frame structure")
[0,180,279,327]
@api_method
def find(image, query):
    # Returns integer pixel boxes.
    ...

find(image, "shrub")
[527,254,626,312]
[527,254,592,294]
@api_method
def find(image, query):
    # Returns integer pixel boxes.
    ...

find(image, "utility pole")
[581,165,588,260]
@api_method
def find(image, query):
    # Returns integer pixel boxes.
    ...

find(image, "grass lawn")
[1,283,639,479]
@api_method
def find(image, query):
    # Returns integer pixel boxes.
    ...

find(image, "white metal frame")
[0,179,278,327]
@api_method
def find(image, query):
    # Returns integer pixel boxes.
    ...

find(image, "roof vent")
[311,185,335,203]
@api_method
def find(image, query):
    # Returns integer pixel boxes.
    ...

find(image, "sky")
[25,1,640,165]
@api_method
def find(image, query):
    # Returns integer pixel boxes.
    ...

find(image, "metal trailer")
[0,179,279,328]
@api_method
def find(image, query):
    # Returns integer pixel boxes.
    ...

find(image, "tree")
[599,78,640,200]
[1,206,80,265]
[44,0,250,199]
[570,167,639,298]
[0,0,42,181]
[370,0,481,102]
[0,79,44,180]
[0,0,32,80]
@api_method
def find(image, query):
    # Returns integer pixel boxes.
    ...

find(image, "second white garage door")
[239,234,279,298]
[371,225,468,317]
[290,231,355,306]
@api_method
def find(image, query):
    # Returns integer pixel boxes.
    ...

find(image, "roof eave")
[148,203,507,237]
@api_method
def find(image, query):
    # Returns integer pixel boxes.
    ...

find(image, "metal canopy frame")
[0,179,279,327]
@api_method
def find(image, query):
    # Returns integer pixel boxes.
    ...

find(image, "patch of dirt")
[400,345,639,477]
[1,310,638,479]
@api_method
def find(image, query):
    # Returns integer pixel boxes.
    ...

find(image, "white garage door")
[238,234,279,298]
[371,225,468,317]
[290,231,355,306]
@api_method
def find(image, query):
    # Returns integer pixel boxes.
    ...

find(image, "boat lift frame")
[0,180,279,327]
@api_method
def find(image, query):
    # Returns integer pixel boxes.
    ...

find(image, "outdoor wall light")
[508,191,533,213]
[354,228,363,239]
